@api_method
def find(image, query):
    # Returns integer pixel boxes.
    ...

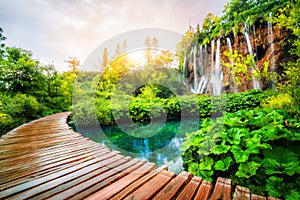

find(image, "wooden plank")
[30,157,132,200]
[194,180,213,200]
[0,151,119,199]
[0,139,107,166]
[109,165,168,200]
[0,148,110,186]
[0,137,87,160]
[0,138,95,160]
[252,194,267,200]
[86,162,157,200]
[153,171,193,200]
[0,131,78,145]
[1,148,110,185]
[0,137,83,152]
[47,158,144,200]
[209,177,232,200]
[123,170,176,200]
[176,176,202,200]
[6,155,126,200]
[233,185,250,200]
[0,138,91,163]
[0,144,102,173]
[67,159,145,200]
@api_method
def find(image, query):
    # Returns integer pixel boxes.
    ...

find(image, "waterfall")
[202,45,208,93]
[195,44,208,94]
[193,45,198,90]
[199,45,204,76]
[211,39,223,95]
[268,12,275,73]
[211,40,215,70]
[196,76,208,94]
[215,39,221,75]
[226,38,232,52]
[245,32,261,90]
[182,55,187,85]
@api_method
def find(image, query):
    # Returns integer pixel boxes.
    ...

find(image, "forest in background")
[0,27,78,135]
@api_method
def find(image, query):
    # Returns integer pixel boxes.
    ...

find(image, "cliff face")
[185,22,293,94]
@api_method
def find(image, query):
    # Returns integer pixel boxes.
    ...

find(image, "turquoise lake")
[79,119,201,174]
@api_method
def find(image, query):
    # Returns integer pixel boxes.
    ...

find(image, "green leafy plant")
[182,107,300,199]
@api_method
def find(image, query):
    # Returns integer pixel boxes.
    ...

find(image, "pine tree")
[101,48,108,69]
[122,40,128,53]
[145,36,152,65]
[115,43,121,57]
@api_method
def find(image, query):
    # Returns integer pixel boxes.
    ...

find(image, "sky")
[0,0,229,72]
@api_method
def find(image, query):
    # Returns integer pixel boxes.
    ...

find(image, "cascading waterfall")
[226,37,232,52]
[193,45,198,90]
[199,45,204,76]
[268,12,275,73]
[195,45,207,94]
[211,39,223,95]
[201,45,209,93]
[211,39,215,70]
[245,31,261,90]
[182,15,278,95]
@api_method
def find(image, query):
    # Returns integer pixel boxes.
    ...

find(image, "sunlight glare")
[128,50,147,65]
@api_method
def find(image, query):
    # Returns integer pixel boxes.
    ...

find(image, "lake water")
[78,119,200,174]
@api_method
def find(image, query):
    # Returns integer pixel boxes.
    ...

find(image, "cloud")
[0,0,229,71]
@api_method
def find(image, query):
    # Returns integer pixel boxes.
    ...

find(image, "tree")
[176,26,194,72]
[222,50,275,90]
[42,64,59,97]
[152,37,158,62]
[274,2,300,106]
[115,43,121,57]
[64,57,80,73]
[0,47,45,94]
[145,36,152,65]
[101,48,108,69]
[122,40,128,53]
[0,27,6,57]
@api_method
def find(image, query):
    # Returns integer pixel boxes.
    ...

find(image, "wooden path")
[0,112,279,200]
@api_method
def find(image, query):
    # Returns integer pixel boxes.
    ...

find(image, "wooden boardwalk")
[0,112,278,200]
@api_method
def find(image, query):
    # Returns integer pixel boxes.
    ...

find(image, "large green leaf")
[263,147,300,176]
[214,156,233,171]
[210,140,230,155]
[266,176,284,198]
[236,161,261,178]
[199,157,214,171]
[225,127,248,145]
[231,145,259,163]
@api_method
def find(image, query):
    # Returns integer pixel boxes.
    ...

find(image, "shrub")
[182,107,300,199]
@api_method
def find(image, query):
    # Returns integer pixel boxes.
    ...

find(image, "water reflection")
[79,120,200,174]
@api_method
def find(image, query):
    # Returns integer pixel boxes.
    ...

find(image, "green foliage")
[222,50,277,89]
[261,93,293,109]
[76,88,269,127]
[182,107,300,199]
[0,27,75,136]
[274,2,300,107]
[0,93,46,134]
